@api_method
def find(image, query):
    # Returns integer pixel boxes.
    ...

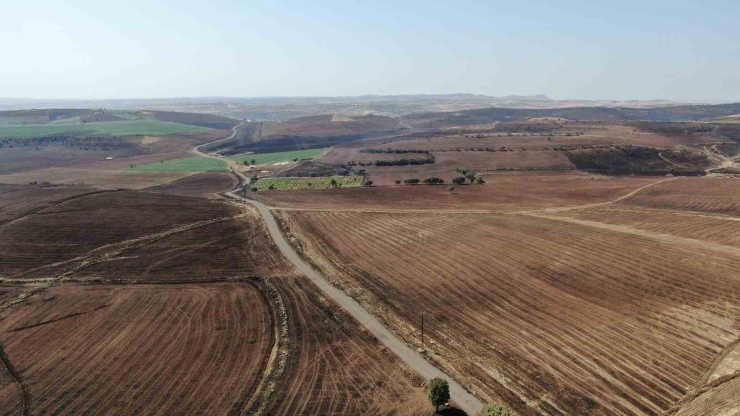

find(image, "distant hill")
[403,102,740,127]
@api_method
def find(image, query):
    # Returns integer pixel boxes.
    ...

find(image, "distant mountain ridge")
[0,94,730,121]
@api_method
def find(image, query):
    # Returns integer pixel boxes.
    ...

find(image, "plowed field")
[620,177,740,216]
[0,190,257,277]
[146,172,239,197]
[0,283,274,415]
[265,277,428,415]
[279,210,740,415]
[552,207,740,248]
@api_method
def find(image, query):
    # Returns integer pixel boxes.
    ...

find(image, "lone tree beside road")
[427,378,450,413]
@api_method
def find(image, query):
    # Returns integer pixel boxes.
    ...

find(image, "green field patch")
[0,120,210,139]
[229,148,327,166]
[253,175,363,191]
[130,157,229,172]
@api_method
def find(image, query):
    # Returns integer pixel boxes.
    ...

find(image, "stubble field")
[277,207,740,415]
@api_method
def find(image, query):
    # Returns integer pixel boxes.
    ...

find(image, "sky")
[1,0,739,101]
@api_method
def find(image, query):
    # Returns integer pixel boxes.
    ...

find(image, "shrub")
[427,378,450,412]
[452,176,466,185]
[480,403,511,416]
[268,184,275,190]
[395,180,401,185]
[404,178,420,185]
[365,180,373,187]
[476,176,486,184]
[423,177,445,185]
[250,186,258,192]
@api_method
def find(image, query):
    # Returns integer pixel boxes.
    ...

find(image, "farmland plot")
[250,173,659,211]
[0,190,251,277]
[279,210,740,415]
[620,177,740,216]
[0,283,275,415]
[552,207,740,248]
[264,277,429,415]
[254,175,363,191]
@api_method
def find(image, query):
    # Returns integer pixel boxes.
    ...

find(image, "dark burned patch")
[273,160,351,178]
[564,146,709,175]
[629,121,716,135]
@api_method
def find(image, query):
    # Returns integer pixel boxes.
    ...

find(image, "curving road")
[193,129,484,414]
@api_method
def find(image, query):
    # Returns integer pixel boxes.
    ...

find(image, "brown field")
[552,207,740,248]
[0,143,144,175]
[0,283,275,415]
[261,114,402,140]
[265,276,428,415]
[0,184,430,415]
[379,124,724,152]
[620,177,740,216]
[0,185,106,224]
[126,130,229,153]
[251,172,659,211]
[0,190,255,277]
[358,151,573,186]
[146,172,239,197]
[0,167,196,189]
[278,210,740,415]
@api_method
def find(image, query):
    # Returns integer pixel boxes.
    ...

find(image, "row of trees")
[454,168,486,184]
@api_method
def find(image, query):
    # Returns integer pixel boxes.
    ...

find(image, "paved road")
[195,131,485,414]
[226,192,485,415]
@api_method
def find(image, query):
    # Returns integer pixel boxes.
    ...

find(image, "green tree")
[427,378,450,413]
[465,171,478,183]
[395,179,401,185]
[480,403,511,416]
[365,180,373,187]
[251,159,256,165]
[330,178,338,187]
[452,176,466,185]
[250,186,258,192]
[476,176,486,184]
[268,184,275,190]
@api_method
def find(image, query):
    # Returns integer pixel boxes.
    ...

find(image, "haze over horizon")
[3,0,738,102]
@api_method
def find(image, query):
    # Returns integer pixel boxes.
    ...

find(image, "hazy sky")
[2,0,738,101]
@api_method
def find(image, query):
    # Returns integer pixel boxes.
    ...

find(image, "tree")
[465,171,478,183]
[250,186,258,192]
[365,180,373,187]
[251,159,256,165]
[395,180,401,185]
[427,378,450,413]
[476,176,486,184]
[330,178,338,187]
[452,176,466,185]
[480,403,511,416]
[448,186,455,193]
[268,184,275,190]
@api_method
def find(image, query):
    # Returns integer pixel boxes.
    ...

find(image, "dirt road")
[226,191,485,415]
